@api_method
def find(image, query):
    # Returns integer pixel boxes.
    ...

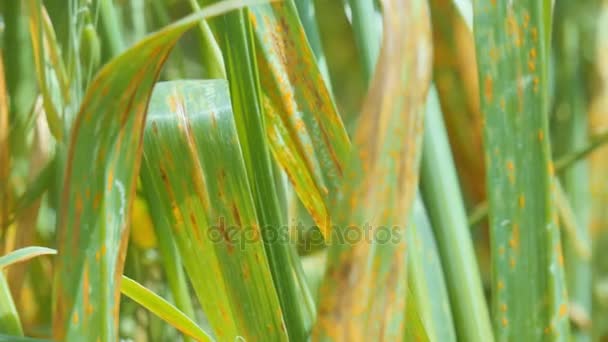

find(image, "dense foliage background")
[0,0,607,341]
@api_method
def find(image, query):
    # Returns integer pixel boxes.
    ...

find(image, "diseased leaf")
[251,1,350,239]
[141,80,288,341]
[313,0,432,339]
[473,0,569,339]
[48,1,267,340]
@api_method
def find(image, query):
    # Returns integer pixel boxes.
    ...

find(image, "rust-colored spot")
[93,194,101,210]
[528,60,536,72]
[509,223,520,250]
[231,202,242,227]
[538,130,544,141]
[506,161,514,171]
[107,171,114,191]
[529,48,537,59]
[559,303,568,317]
[500,303,507,312]
[72,311,79,325]
[509,257,516,268]
[498,280,505,290]
[519,195,526,208]
[531,27,538,42]
[502,317,508,327]
[484,75,493,102]
[548,162,555,176]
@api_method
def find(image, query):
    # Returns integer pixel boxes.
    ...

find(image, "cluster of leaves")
[0,0,607,341]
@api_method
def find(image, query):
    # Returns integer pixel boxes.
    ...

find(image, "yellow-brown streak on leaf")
[83,264,90,321]
[509,223,520,250]
[429,0,486,204]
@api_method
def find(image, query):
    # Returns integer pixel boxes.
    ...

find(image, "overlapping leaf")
[141,80,287,341]
[313,0,432,339]
[251,1,350,239]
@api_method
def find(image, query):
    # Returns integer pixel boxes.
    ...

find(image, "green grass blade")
[407,197,457,342]
[0,247,56,269]
[50,2,261,340]
[473,0,570,339]
[420,86,493,342]
[347,0,380,83]
[313,0,432,339]
[0,274,22,336]
[120,275,212,342]
[141,80,288,341]
[250,1,350,239]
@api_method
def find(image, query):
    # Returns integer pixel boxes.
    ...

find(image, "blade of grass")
[0,247,56,269]
[347,0,380,84]
[0,274,22,336]
[250,0,350,239]
[313,0,432,339]
[292,0,332,88]
[141,80,287,341]
[420,86,493,342]
[473,0,570,338]
[0,334,50,342]
[120,275,212,342]
[407,196,457,342]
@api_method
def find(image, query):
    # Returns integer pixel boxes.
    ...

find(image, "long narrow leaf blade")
[0,247,56,269]
[120,276,211,342]
[251,1,351,238]
[473,0,569,338]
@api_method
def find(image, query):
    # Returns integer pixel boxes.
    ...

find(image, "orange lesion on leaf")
[484,75,493,102]
[519,194,526,208]
[538,130,544,141]
[509,223,519,250]
[559,303,568,317]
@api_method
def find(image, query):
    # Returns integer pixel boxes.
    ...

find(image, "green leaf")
[141,80,288,341]
[407,197,457,342]
[120,275,211,342]
[313,0,432,339]
[473,0,569,339]
[0,274,22,336]
[420,86,493,342]
[0,247,56,269]
[49,1,266,340]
